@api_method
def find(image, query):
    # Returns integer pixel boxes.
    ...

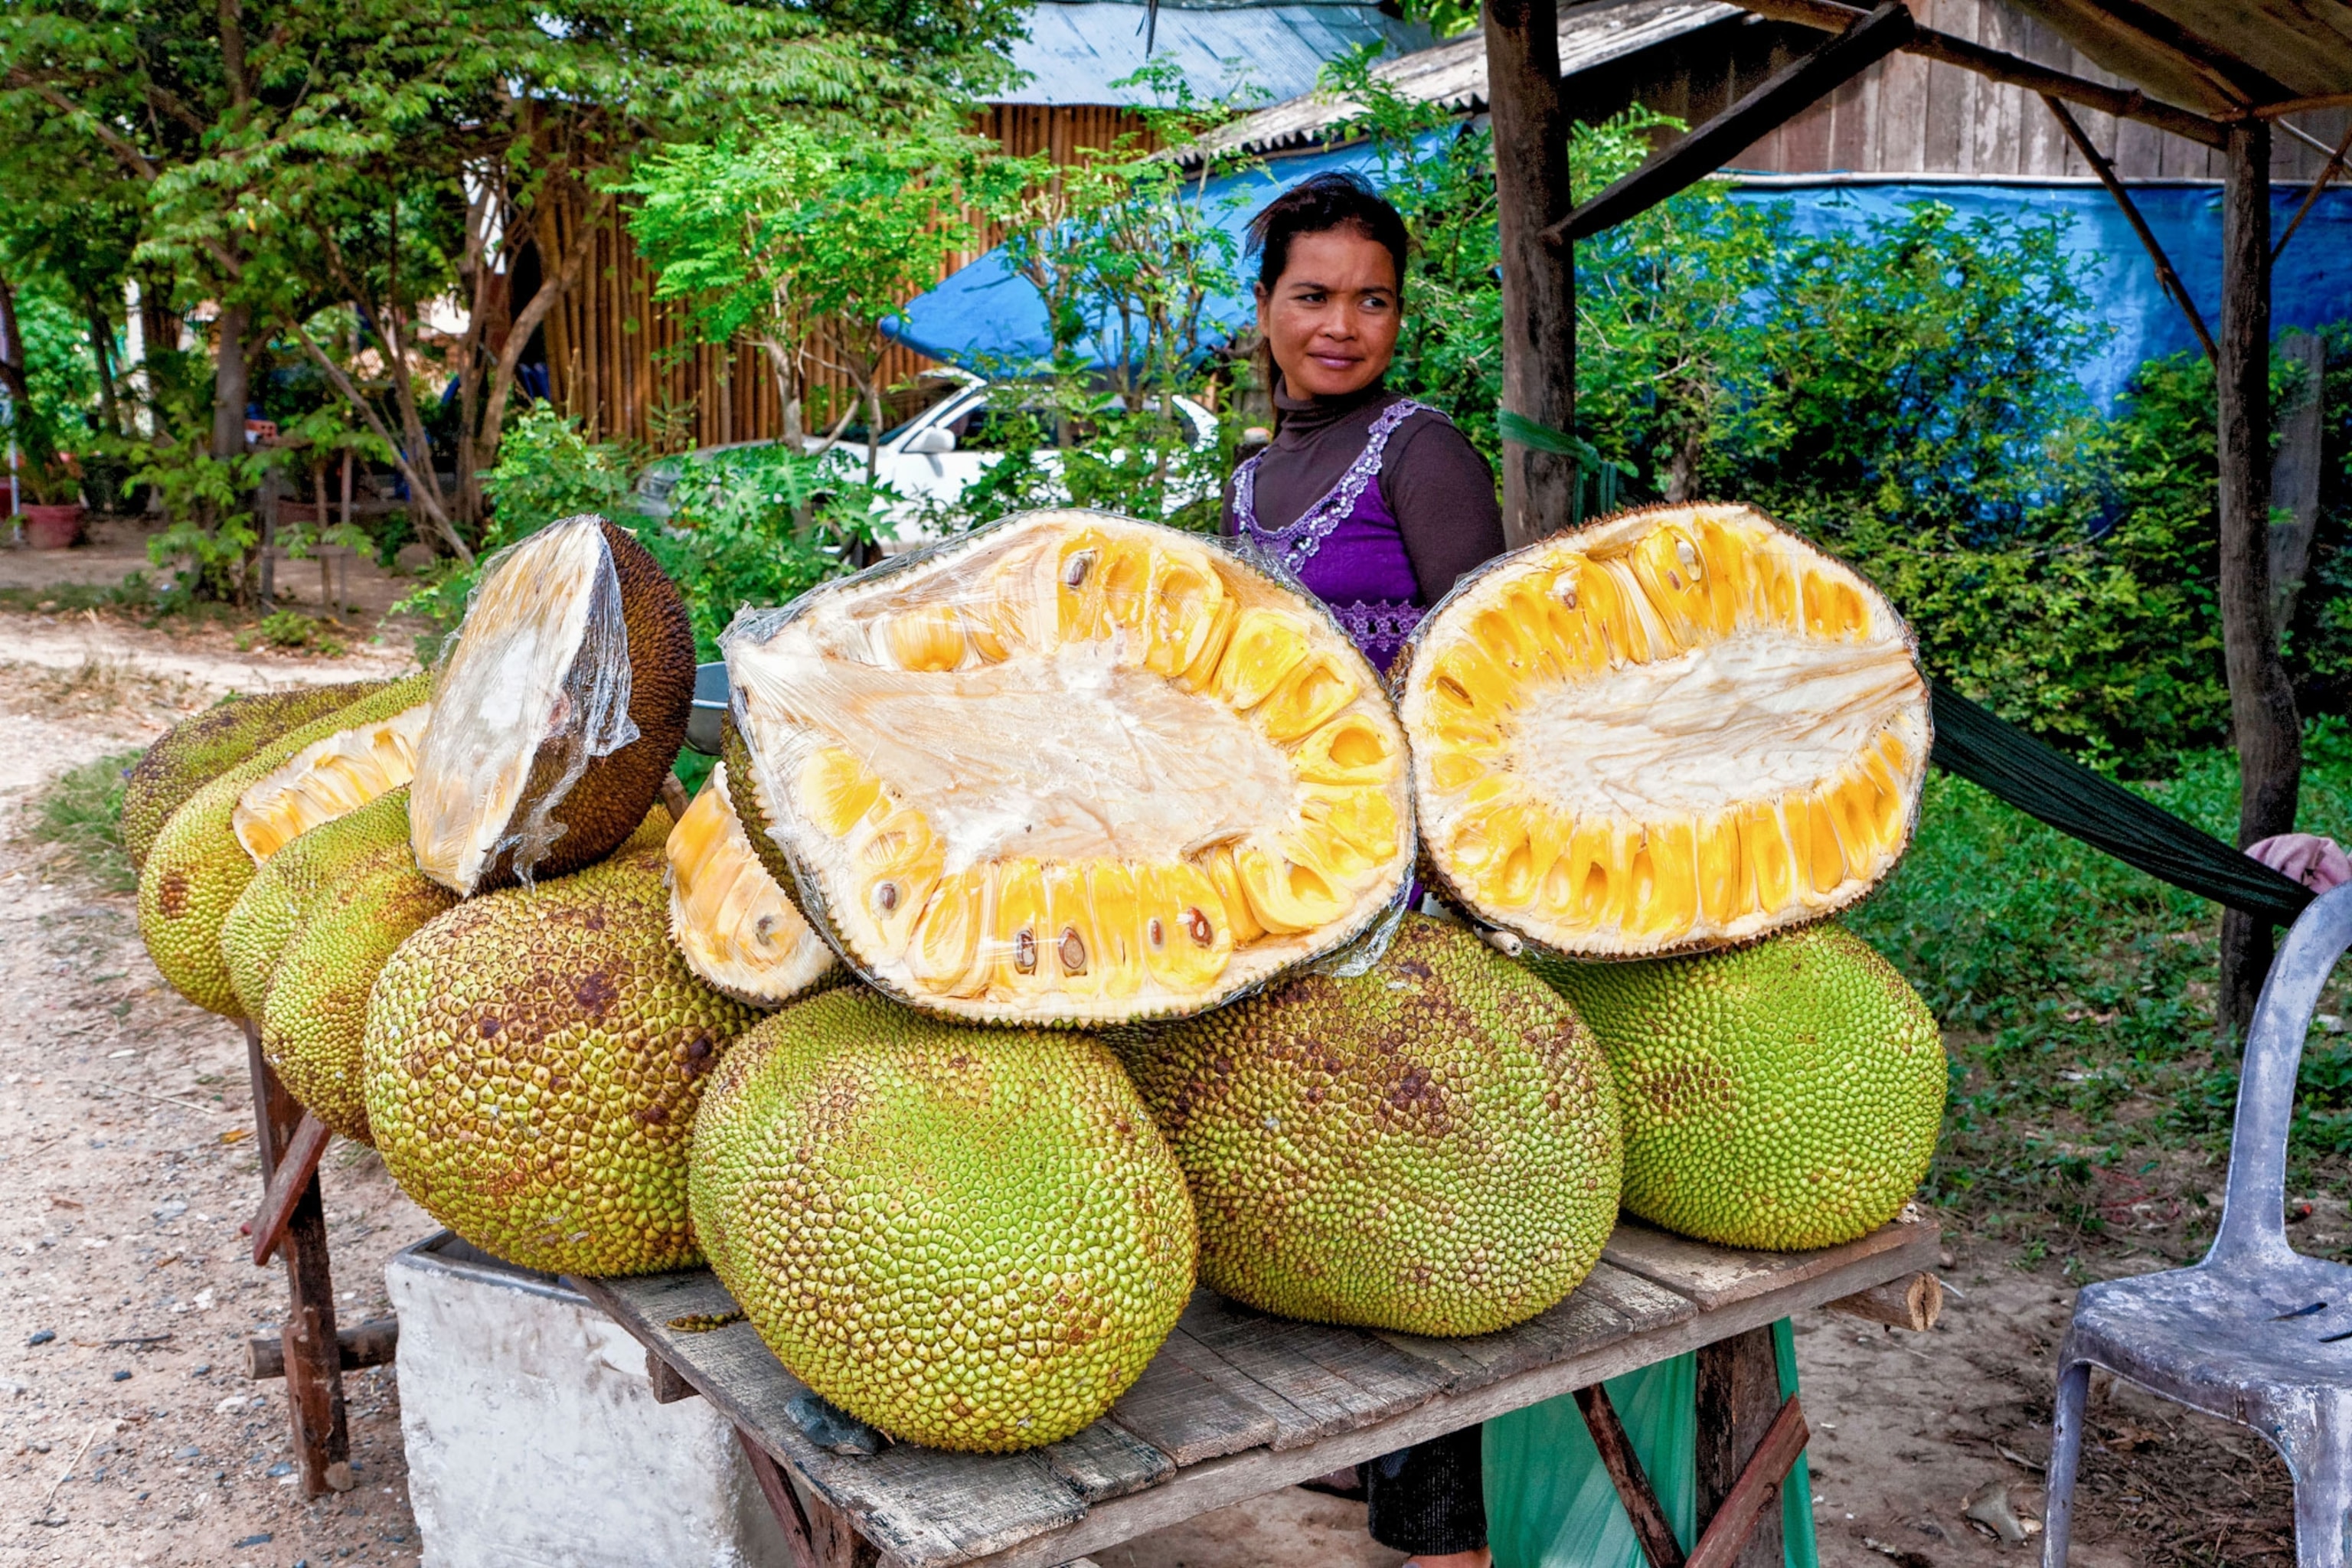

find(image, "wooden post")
[2216,116,2298,1040]
[1695,1326,1782,1568]
[244,1024,354,1496]
[1483,0,1579,550]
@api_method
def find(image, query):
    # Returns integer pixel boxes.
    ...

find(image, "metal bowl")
[685,662,730,756]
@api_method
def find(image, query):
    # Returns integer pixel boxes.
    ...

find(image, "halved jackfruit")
[233,702,431,860]
[665,763,840,1008]
[409,514,694,895]
[1399,503,1930,958]
[722,509,1414,1025]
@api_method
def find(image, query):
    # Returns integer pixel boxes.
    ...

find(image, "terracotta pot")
[20,503,85,550]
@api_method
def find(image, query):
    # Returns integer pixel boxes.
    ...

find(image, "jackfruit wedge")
[234,703,431,860]
[721,509,1415,1025]
[1399,503,1930,958]
[665,763,840,1008]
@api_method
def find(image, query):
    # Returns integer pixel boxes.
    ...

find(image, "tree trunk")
[1483,0,1578,550]
[212,303,252,462]
[2216,117,2297,1040]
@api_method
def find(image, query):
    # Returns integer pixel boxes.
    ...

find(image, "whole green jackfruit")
[691,988,1196,1452]
[222,786,417,1021]
[1125,913,1621,1336]
[122,680,390,873]
[257,795,459,1144]
[139,673,433,1017]
[364,833,753,1275]
[1530,923,1944,1251]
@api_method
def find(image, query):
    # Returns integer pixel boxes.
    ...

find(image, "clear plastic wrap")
[719,507,1417,1027]
[410,514,642,892]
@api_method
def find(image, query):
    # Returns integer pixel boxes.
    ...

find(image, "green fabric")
[1482,1318,1818,1568]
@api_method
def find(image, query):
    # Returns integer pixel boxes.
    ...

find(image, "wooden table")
[576,1214,1939,1568]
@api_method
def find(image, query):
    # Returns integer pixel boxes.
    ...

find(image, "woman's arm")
[1383,416,1507,602]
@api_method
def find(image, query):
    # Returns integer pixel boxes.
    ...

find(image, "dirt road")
[0,605,2298,1568]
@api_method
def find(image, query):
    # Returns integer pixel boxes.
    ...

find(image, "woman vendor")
[1225,172,1503,1568]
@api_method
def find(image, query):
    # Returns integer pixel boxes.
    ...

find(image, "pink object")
[2247,833,2352,893]
[19,502,84,549]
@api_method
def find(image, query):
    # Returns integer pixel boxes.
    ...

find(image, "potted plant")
[16,450,86,548]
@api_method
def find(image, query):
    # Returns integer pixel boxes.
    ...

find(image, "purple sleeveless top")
[1230,398,1437,673]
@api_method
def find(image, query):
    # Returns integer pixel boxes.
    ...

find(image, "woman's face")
[1256,225,1400,401]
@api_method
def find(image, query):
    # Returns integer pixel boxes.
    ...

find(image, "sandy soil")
[0,605,2301,1568]
[5,514,426,622]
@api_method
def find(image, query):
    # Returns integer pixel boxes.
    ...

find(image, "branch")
[287,323,471,564]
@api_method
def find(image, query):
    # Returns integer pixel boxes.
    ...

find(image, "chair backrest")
[2209,883,2352,1269]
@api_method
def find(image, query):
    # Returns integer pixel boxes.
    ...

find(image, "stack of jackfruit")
[129,502,1947,1457]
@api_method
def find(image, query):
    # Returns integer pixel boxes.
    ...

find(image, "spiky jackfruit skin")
[363,838,756,1275]
[691,989,1197,1452]
[1125,914,1621,1336]
[1529,923,1944,1251]
[139,674,433,1018]
[262,831,458,1145]
[222,786,415,1021]
[122,681,390,873]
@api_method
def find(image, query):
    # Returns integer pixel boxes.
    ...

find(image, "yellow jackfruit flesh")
[124,681,390,872]
[1528,924,1945,1250]
[1124,914,1621,1336]
[138,673,433,1018]
[1400,503,1930,959]
[721,509,1414,1025]
[689,988,1196,1452]
[665,764,839,1008]
[362,837,756,1276]
[409,514,694,896]
[234,701,431,860]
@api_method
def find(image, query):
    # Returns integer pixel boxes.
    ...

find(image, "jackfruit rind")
[1396,502,1931,960]
[139,673,433,1018]
[234,702,432,861]
[221,786,417,1021]
[720,508,1416,1027]
[1125,913,1622,1336]
[363,839,757,1276]
[1530,923,1944,1251]
[665,763,840,1008]
[691,988,1197,1452]
[409,514,694,896]
[124,680,390,872]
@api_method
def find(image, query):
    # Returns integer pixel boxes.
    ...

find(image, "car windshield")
[818,376,972,446]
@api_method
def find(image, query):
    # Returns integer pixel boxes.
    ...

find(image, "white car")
[632,371,1220,543]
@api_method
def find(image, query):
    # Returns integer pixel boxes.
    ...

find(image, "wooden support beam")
[244,1027,352,1497]
[2043,0,2292,109]
[1695,1327,1783,1568]
[2275,119,2352,264]
[1686,1396,1811,1568]
[1824,1272,1943,1331]
[648,1350,697,1404]
[247,1318,399,1380]
[737,1426,825,1568]
[2216,115,2300,1039]
[1574,1383,1687,1568]
[1485,0,1579,549]
[1728,0,2230,148]
[1546,2,1916,248]
[248,1111,332,1266]
[2040,95,2218,364]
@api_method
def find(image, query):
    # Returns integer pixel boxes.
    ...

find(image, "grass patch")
[28,750,144,893]
[234,609,346,658]
[1851,718,2352,1257]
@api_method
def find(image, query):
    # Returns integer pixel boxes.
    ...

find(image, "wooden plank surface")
[583,1214,1937,1568]
[1601,1213,1938,1311]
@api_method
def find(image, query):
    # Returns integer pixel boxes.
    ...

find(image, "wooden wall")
[541,105,1153,454]
[1576,0,2350,180]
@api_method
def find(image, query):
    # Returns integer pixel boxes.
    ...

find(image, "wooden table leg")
[733,1426,877,1568]
[1575,1383,1687,1568]
[245,1024,353,1496]
[1696,1326,1792,1568]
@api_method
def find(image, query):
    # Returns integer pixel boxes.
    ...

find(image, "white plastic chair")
[2044,883,2352,1568]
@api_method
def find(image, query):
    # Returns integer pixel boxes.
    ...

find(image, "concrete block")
[385,1232,793,1568]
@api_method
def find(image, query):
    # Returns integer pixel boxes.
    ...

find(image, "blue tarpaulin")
[887,155,2352,412]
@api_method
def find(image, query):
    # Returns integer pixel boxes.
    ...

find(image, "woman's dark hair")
[1246,172,1410,294]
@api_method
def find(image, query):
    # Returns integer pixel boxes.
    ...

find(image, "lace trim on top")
[1233,397,1440,575]
[1330,599,1425,659]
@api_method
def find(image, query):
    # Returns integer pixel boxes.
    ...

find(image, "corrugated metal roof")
[1001,1,1433,107]
[1190,0,1743,158]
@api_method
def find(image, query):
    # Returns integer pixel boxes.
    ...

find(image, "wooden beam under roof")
[1730,0,2228,145]
[2032,0,2297,109]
